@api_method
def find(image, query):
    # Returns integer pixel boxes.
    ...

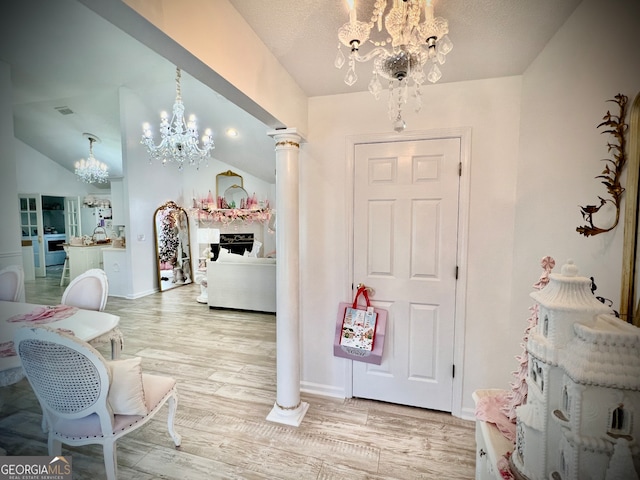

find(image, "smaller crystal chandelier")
[141,67,214,170]
[335,0,453,132]
[75,133,108,184]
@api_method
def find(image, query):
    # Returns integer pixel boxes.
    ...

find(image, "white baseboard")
[300,381,346,399]
[459,405,476,422]
[129,288,157,300]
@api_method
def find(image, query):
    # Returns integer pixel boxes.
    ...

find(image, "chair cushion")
[51,374,177,438]
[106,357,147,416]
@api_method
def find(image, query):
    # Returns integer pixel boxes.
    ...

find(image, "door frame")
[19,193,46,278]
[344,127,471,418]
[65,196,82,238]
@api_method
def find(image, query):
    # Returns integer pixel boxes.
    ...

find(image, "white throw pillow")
[107,357,147,416]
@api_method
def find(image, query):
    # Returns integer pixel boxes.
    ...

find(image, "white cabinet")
[473,389,515,480]
[68,245,106,281]
[21,241,35,281]
[102,248,129,297]
[207,260,276,312]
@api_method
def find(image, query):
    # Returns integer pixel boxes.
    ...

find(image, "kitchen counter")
[68,243,111,248]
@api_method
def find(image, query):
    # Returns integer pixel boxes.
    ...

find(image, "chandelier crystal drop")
[75,134,108,184]
[141,67,214,170]
[336,0,452,131]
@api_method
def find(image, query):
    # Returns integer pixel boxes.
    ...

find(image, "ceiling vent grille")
[54,106,74,115]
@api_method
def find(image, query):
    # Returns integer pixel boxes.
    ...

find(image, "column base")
[266,401,309,427]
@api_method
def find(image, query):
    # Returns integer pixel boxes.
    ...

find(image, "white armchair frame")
[15,326,181,480]
[0,264,25,302]
[61,268,123,358]
[61,268,109,311]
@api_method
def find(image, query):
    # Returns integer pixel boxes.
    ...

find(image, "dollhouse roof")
[530,261,613,314]
[562,314,640,389]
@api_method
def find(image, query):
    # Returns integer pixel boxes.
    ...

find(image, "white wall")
[0,62,21,269]
[15,140,104,197]
[304,77,522,412]
[119,87,187,298]
[510,0,640,357]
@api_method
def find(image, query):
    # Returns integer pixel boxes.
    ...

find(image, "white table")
[0,300,121,387]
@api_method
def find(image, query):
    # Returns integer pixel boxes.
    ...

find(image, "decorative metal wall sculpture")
[577,94,628,237]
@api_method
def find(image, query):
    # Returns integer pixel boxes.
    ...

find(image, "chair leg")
[38,402,49,433]
[103,442,118,480]
[48,436,62,456]
[59,257,70,287]
[167,391,182,447]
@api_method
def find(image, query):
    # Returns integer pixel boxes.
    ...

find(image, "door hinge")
[455,265,459,279]
[458,162,462,176]
[452,364,456,378]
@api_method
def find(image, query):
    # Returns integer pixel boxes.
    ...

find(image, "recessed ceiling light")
[225,128,239,138]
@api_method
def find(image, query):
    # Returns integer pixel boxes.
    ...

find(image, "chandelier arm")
[352,46,390,63]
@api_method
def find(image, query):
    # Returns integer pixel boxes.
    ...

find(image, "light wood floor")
[0,271,477,479]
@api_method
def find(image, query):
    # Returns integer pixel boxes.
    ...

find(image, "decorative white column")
[266,128,309,426]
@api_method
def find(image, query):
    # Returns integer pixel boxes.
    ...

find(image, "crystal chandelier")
[75,134,108,184]
[335,0,453,132]
[141,67,214,170]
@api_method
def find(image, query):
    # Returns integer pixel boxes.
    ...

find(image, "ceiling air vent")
[54,106,74,115]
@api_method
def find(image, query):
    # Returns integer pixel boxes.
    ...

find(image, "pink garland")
[193,208,272,226]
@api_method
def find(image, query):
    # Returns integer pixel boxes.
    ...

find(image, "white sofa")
[206,256,276,313]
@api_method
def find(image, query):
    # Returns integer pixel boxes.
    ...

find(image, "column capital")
[267,128,305,150]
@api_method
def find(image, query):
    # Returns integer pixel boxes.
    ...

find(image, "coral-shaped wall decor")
[577,94,628,237]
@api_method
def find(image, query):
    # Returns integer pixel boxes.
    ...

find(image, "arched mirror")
[154,201,192,291]
[216,170,243,200]
[224,184,249,209]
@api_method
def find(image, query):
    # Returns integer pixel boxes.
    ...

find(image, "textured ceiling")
[229,0,583,97]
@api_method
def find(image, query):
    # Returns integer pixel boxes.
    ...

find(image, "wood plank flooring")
[0,271,477,479]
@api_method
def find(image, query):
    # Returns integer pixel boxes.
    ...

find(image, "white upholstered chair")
[61,268,109,311]
[0,264,25,302]
[61,268,123,359]
[15,326,181,480]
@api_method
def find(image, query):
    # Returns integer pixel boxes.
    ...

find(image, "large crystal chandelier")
[75,134,108,184]
[141,67,214,170]
[335,0,453,132]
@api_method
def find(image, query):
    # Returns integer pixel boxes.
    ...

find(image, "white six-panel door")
[352,138,461,412]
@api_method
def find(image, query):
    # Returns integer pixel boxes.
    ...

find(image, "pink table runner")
[6,305,78,324]
[0,341,15,358]
[2,305,78,358]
